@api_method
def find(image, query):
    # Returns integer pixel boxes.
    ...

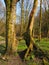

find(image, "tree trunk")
[10,0,18,53]
[39,0,42,41]
[20,0,24,36]
[4,0,19,55]
[24,0,29,32]
[47,30,49,38]
[23,0,38,58]
[5,0,11,54]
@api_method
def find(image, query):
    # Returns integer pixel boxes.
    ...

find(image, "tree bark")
[4,0,19,55]
[24,0,38,58]
[10,0,18,53]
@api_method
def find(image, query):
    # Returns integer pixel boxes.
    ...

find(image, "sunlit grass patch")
[17,40,27,51]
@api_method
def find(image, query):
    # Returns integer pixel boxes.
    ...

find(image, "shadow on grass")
[18,46,49,61]
[18,49,27,59]
[33,47,49,62]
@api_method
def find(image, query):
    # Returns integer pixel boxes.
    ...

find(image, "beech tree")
[4,0,19,55]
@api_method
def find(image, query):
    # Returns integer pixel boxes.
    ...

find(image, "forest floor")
[0,55,26,65]
[0,37,49,65]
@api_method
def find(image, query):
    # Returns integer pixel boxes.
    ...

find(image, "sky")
[0,0,40,23]
[0,0,5,19]
[0,0,40,16]
[0,0,5,7]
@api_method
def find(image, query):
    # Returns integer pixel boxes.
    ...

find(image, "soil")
[7,55,26,65]
[0,55,27,65]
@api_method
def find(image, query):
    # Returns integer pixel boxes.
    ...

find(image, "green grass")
[17,40,27,51]
[0,38,49,65]
[19,38,49,54]
[17,38,49,65]
[0,38,49,54]
[35,38,49,51]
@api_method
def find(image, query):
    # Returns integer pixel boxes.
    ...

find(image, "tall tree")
[23,0,38,58]
[4,0,19,55]
[42,0,49,38]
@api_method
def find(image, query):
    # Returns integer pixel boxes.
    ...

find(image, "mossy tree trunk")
[24,0,38,58]
[10,0,18,53]
[4,0,19,55]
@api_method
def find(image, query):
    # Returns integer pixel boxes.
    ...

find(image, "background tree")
[0,0,6,37]
[24,0,29,33]
[39,0,42,41]
[20,0,24,36]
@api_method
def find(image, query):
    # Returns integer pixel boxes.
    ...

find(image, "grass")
[0,44,7,65]
[17,38,49,55]
[0,38,49,56]
[17,38,49,65]
[35,38,49,52]
[0,38,49,65]
[17,40,27,51]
